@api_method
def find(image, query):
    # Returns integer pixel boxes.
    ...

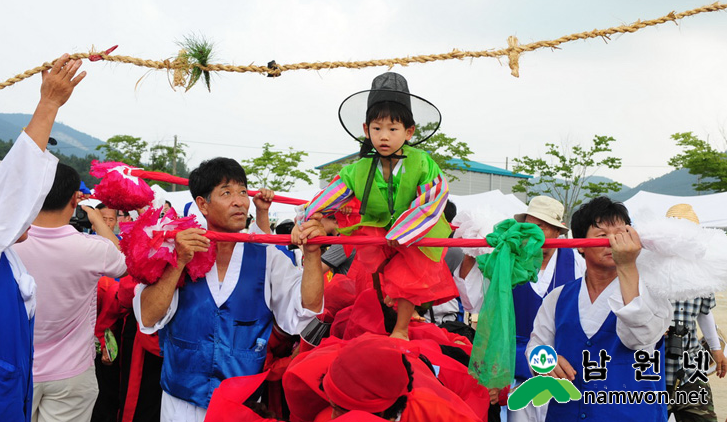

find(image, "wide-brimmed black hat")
[338,72,441,146]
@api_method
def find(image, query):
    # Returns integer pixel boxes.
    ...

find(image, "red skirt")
[350,226,458,306]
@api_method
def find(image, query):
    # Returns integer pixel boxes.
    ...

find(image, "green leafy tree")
[318,124,473,183]
[95,135,189,190]
[511,135,623,221]
[0,137,12,158]
[241,143,314,191]
[96,135,148,168]
[668,132,727,192]
[318,157,356,184]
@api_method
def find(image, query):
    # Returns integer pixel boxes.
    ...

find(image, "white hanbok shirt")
[0,131,58,318]
[526,276,673,360]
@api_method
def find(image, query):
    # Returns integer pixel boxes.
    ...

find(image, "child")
[293,72,458,340]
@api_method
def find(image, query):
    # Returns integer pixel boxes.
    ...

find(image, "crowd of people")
[1,54,726,422]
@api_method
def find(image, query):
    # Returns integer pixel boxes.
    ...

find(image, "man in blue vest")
[527,196,672,421]
[455,195,585,420]
[0,53,86,422]
[134,157,327,421]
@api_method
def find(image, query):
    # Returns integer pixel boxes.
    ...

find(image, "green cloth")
[468,219,544,389]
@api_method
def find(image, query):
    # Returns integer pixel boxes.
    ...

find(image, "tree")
[668,132,727,192]
[95,135,189,190]
[511,135,623,221]
[318,124,473,183]
[96,135,148,168]
[241,143,314,191]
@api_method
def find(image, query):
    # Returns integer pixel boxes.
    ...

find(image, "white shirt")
[132,224,322,422]
[526,276,673,361]
[0,131,58,318]
[453,249,586,313]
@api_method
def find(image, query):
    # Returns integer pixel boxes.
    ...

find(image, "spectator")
[95,203,119,233]
[15,163,127,422]
[663,204,726,422]
[0,53,85,422]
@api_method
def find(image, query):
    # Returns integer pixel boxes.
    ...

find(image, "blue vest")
[546,280,667,422]
[159,243,274,408]
[0,252,33,422]
[512,248,576,381]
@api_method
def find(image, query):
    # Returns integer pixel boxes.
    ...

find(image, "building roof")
[447,158,531,179]
[316,153,531,179]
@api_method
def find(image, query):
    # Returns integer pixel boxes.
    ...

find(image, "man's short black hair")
[96,203,108,210]
[570,196,631,239]
[189,157,247,201]
[41,163,80,211]
[443,200,457,223]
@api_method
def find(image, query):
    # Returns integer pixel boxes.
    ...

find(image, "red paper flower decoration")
[90,160,155,211]
[120,207,216,286]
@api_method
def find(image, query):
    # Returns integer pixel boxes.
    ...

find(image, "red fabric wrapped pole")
[160,230,611,249]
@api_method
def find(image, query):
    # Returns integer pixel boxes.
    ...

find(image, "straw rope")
[1,2,725,90]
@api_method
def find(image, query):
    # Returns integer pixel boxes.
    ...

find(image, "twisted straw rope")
[1,2,725,90]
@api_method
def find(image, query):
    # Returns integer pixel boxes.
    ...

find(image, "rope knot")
[89,45,118,62]
[506,36,521,77]
[266,60,282,77]
[171,50,191,89]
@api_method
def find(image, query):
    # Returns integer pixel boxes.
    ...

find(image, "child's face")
[363,117,415,157]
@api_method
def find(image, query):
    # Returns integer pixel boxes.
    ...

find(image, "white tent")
[624,191,727,228]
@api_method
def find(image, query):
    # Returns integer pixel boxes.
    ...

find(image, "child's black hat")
[338,72,441,146]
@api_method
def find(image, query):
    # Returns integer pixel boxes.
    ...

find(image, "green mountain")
[0,113,105,158]
[610,169,714,202]
[527,175,630,203]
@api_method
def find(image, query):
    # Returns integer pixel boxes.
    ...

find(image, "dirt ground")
[710,290,726,421]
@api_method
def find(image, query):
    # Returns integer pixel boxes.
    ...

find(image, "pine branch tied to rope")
[1,1,725,91]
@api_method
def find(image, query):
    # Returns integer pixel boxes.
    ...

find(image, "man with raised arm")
[0,54,86,422]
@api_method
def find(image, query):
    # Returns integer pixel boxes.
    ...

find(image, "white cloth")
[0,131,58,319]
[0,131,59,252]
[133,223,322,421]
[453,249,586,313]
[4,247,36,319]
[526,276,673,361]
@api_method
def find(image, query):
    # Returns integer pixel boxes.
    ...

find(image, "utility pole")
[172,135,178,192]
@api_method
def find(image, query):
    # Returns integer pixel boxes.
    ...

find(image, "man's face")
[198,180,250,233]
[363,118,415,157]
[580,219,628,270]
[99,208,118,231]
[524,215,562,239]
[321,216,339,236]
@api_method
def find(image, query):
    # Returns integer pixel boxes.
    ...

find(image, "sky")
[1,0,726,189]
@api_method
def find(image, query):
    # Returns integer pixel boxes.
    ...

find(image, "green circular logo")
[529,345,557,374]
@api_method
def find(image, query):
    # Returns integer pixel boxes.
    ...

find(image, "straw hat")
[514,196,569,235]
[666,203,700,224]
